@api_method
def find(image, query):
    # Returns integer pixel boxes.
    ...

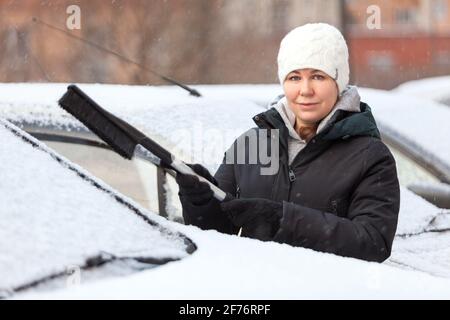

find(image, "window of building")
[395,8,417,24]
[433,0,448,21]
[367,51,395,71]
[433,51,450,65]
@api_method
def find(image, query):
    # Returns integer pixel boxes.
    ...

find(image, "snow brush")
[58,85,230,201]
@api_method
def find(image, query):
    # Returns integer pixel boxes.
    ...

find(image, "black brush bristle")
[58,85,137,159]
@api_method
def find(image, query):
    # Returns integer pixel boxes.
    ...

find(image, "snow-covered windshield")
[0,118,194,297]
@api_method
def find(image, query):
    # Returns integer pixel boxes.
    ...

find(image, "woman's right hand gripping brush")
[176,164,283,241]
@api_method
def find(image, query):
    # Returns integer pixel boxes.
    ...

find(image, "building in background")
[346,0,450,88]
[0,0,343,85]
[0,0,448,89]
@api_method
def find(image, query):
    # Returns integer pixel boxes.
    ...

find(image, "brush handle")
[140,138,230,201]
[59,85,229,202]
[170,159,228,202]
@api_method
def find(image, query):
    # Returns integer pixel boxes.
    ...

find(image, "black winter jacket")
[182,102,400,262]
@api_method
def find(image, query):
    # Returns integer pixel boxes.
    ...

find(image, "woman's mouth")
[297,102,319,109]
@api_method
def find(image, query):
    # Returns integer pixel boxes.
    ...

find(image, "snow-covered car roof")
[0,83,274,173]
[359,87,450,169]
[393,76,450,106]
[1,82,450,298]
[0,118,194,298]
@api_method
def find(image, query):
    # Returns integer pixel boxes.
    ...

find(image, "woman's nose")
[299,80,314,97]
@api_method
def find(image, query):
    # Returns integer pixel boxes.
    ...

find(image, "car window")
[44,141,160,213]
[386,143,440,187]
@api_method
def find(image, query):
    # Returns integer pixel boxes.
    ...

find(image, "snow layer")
[0,119,190,292]
[359,88,450,166]
[0,83,269,173]
[389,231,450,278]
[395,187,445,236]
[18,222,450,300]
[393,76,450,105]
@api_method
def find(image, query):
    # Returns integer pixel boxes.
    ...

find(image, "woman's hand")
[175,164,218,206]
[220,198,283,241]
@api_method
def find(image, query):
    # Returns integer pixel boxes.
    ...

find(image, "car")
[393,76,450,107]
[1,83,450,299]
[0,116,195,299]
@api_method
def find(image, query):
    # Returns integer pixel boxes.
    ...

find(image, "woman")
[176,23,400,263]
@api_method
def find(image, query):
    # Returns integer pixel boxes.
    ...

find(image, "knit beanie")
[277,23,350,94]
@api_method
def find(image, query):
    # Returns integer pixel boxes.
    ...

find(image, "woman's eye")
[289,76,301,81]
[312,75,325,80]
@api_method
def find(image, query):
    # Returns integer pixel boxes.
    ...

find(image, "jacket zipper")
[286,166,296,202]
[236,186,243,237]
[288,167,296,182]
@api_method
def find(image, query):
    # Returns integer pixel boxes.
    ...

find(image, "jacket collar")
[317,86,362,134]
[253,86,380,144]
[274,86,362,140]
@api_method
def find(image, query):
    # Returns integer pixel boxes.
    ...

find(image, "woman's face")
[283,68,339,127]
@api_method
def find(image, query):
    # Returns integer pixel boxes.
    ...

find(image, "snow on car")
[359,87,450,168]
[0,117,194,298]
[1,82,450,298]
[393,76,450,107]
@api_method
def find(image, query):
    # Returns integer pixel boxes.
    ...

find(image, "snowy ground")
[1,82,450,298]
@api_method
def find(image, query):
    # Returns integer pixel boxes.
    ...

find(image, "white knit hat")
[277,23,349,94]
